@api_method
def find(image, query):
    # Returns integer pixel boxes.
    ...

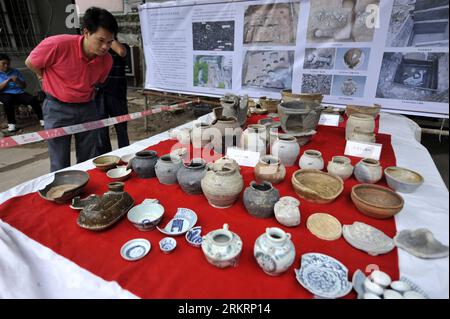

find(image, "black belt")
[45,93,93,106]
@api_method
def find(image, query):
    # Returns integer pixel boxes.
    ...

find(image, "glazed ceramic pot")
[327,156,354,180]
[210,116,241,154]
[201,161,244,209]
[177,158,208,195]
[77,182,134,231]
[278,100,323,135]
[243,181,280,218]
[299,150,324,170]
[254,155,286,185]
[191,123,212,148]
[201,224,243,268]
[254,227,296,276]
[155,154,183,185]
[274,196,301,227]
[240,124,267,155]
[354,158,383,184]
[346,114,375,140]
[350,128,376,143]
[271,134,300,166]
[127,150,158,179]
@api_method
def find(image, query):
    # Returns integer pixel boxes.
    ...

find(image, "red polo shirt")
[28,34,113,103]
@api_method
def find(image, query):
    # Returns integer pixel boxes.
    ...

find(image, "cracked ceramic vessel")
[343,222,395,256]
[155,154,183,185]
[77,182,135,231]
[177,158,208,195]
[254,155,286,185]
[327,156,354,180]
[394,229,449,259]
[274,196,301,227]
[127,150,158,179]
[201,224,243,268]
[243,181,280,218]
[254,227,296,276]
[345,114,375,141]
[201,159,244,209]
[291,169,344,204]
[354,158,383,184]
[277,99,323,135]
[271,134,300,166]
[220,93,248,127]
[299,150,324,170]
[39,170,90,204]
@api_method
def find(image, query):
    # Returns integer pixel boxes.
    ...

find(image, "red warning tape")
[0,101,194,149]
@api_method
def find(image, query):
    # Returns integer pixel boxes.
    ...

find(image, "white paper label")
[344,140,383,160]
[226,147,261,167]
[319,114,340,127]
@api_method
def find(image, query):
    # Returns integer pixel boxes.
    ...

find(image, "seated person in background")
[0,53,44,132]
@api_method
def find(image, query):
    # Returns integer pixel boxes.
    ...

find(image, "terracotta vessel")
[291,169,344,204]
[254,155,286,185]
[351,184,404,219]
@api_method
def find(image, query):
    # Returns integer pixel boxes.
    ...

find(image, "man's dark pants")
[0,92,43,124]
[95,90,129,155]
[43,96,99,172]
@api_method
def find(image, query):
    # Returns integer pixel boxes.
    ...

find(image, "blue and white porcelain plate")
[185,226,202,247]
[295,253,353,299]
[120,239,151,261]
[157,208,198,236]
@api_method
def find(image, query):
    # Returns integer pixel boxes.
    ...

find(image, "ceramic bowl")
[107,166,132,182]
[384,167,424,194]
[291,130,317,146]
[127,203,165,231]
[351,184,404,219]
[38,170,90,204]
[157,208,198,236]
[291,169,344,204]
[120,153,135,164]
[185,226,202,247]
[120,238,151,261]
[93,155,120,171]
[159,237,177,253]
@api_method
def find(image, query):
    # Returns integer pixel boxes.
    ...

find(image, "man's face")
[0,60,10,72]
[84,27,114,56]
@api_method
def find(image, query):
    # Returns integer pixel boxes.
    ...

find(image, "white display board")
[139,0,449,117]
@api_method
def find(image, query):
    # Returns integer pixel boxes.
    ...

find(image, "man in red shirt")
[25,7,117,172]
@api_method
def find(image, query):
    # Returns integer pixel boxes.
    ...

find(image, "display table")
[0,112,448,299]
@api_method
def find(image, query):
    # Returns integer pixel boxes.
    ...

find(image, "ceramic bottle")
[155,154,183,185]
[274,196,301,227]
[243,181,280,218]
[346,114,375,140]
[327,156,354,181]
[201,160,244,209]
[240,124,267,155]
[127,150,158,178]
[201,224,243,268]
[254,227,296,276]
[254,155,286,185]
[354,158,383,184]
[271,134,300,166]
[176,158,208,195]
[299,150,324,170]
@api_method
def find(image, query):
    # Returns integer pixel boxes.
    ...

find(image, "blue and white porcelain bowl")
[185,226,202,247]
[159,237,177,253]
[294,253,353,299]
[127,203,165,231]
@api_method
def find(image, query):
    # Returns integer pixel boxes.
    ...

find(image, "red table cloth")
[0,121,398,299]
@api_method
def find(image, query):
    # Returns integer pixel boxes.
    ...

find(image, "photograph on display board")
[242,50,294,91]
[386,0,449,47]
[243,2,300,45]
[192,21,235,51]
[331,75,367,97]
[306,0,380,43]
[334,47,371,70]
[301,74,333,95]
[303,48,336,69]
[376,52,449,102]
[193,55,232,89]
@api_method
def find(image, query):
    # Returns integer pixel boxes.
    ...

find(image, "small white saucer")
[120,239,151,261]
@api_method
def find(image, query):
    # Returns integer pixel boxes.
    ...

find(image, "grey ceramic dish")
[384,167,424,194]
[38,170,89,204]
